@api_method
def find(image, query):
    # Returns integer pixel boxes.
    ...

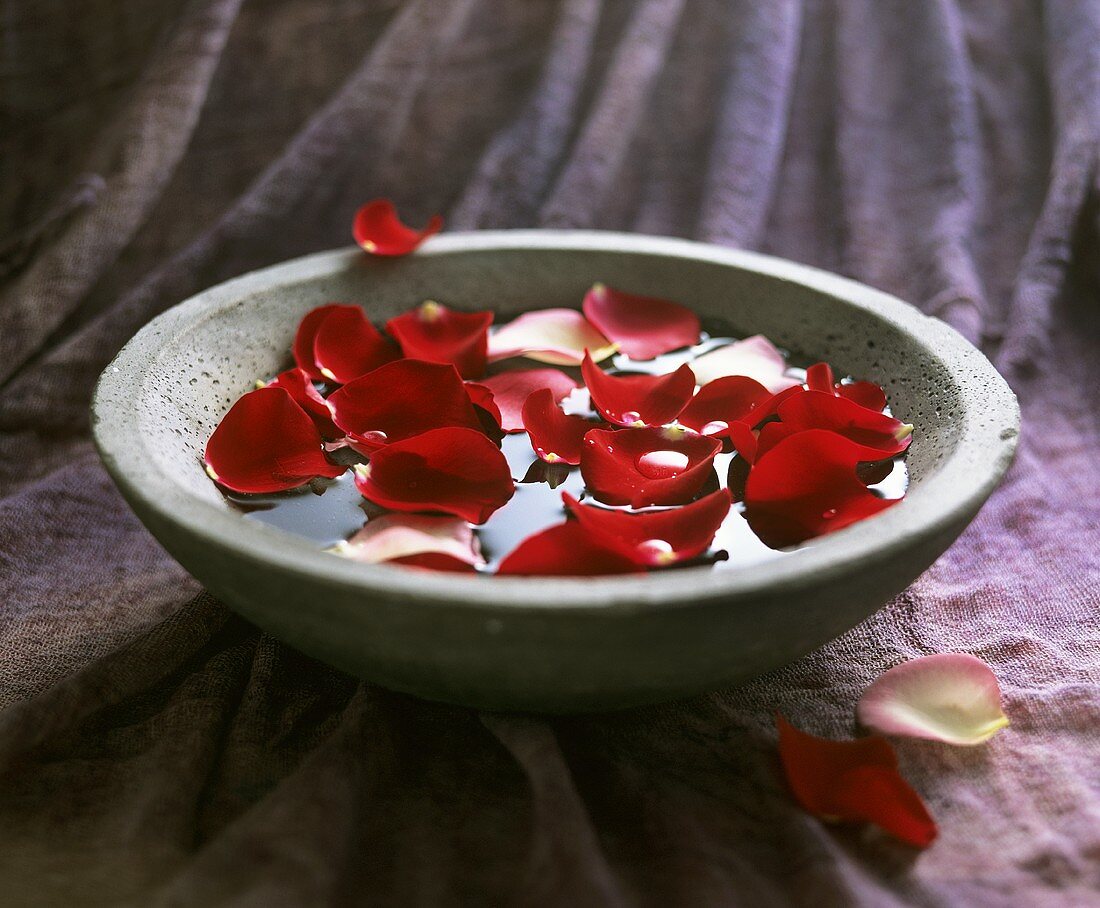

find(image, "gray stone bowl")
[92,231,1019,712]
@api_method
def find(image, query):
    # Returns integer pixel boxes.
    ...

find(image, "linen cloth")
[1,1,1098,904]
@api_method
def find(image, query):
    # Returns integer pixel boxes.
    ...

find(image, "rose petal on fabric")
[838,381,888,412]
[581,353,696,428]
[581,283,701,360]
[265,368,340,439]
[521,388,599,465]
[292,304,353,381]
[777,715,937,848]
[353,427,513,523]
[677,375,773,438]
[496,521,644,576]
[580,425,721,507]
[563,489,731,566]
[754,390,913,460]
[488,309,617,366]
[352,198,442,256]
[691,334,801,392]
[857,653,1009,745]
[312,305,399,384]
[335,513,484,569]
[204,387,345,493]
[386,301,493,379]
[480,368,578,433]
[328,360,483,453]
[744,429,900,548]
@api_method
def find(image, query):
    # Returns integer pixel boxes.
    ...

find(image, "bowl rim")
[92,230,1019,614]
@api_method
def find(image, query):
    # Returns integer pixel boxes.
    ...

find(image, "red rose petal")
[464,382,503,427]
[204,387,345,494]
[581,353,696,428]
[838,381,888,412]
[487,309,617,366]
[386,301,493,379]
[353,426,514,523]
[726,421,759,464]
[312,305,399,384]
[522,388,598,465]
[581,283,701,360]
[390,552,480,573]
[328,360,483,453]
[563,489,731,566]
[293,304,351,381]
[806,361,836,393]
[580,425,721,507]
[777,716,937,848]
[744,429,900,548]
[496,521,644,576]
[677,375,773,438]
[352,198,442,256]
[265,368,340,439]
[480,368,578,433]
[775,390,912,455]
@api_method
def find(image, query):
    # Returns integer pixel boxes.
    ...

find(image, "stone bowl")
[92,231,1019,712]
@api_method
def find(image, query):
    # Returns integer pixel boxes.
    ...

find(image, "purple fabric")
[2,1,1098,904]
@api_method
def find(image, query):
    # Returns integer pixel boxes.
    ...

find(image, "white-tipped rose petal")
[692,334,801,391]
[487,309,617,366]
[334,514,485,568]
[857,653,1009,746]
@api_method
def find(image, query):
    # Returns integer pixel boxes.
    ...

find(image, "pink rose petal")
[334,514,484,569]
[691,334,800,392]
[487,309,617,366]
[857,653,1009,746]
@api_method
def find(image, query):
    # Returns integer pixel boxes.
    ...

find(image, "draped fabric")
[2,1,1098,904]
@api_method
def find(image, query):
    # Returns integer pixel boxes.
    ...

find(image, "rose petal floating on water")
[581,353,696,428]
[204,387,345,493]
[838,381,888,412]
[522,388,599,465]
[487,309,617,366]
[777,715,937,849]
[691,334,801,392]
[496,521,644,576]
[580,425,721,507]
[293,304,356,381]
[386,301,493,379]
[581,283,701,360]
[857,653,1009,745]
[335,514,485,569]
[563,489,731,567]
[328,360,483,454]
[354,426,514,524]
[677,375,772,438]
[806,361,888,412]
[464,381,503,429]
[480,368,578,433]
[265,367,340,439]
[390,552,480,573]
[312,305,399,384]
[754,390,913,460]
[744,429,899,548]
[352,198,442,256]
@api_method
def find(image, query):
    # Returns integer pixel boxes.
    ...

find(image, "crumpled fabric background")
[1,1,1098,905]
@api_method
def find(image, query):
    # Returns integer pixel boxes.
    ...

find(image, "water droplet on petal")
[361,430,388,444]
[822,508,838,519]
[635,450,690,479]
[621,411,641,425]
[637,539,676,565]
[701,420,729,436]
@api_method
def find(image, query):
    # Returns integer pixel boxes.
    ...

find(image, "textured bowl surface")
[92,231,1019,712]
